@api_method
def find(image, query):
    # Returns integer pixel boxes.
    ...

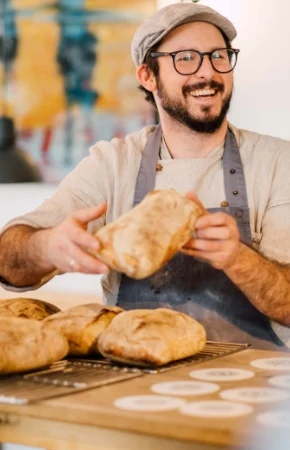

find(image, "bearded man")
[1,3,290,350]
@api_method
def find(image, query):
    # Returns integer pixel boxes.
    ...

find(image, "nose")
[195,54,215,80]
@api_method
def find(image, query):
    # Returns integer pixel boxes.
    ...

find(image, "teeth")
[190,89,216,97]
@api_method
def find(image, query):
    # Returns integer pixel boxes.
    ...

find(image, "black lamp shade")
[0,117,42,183]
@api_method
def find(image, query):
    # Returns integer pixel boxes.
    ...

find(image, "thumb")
[186,191,208,215]
[73,204,107,225]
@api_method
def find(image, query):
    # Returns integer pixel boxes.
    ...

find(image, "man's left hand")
[182,192,241,270]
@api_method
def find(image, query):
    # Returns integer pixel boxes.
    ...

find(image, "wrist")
[224,242,251,276]
[28,228,56,273]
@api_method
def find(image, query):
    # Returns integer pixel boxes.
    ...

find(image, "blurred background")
[1,1,290,449]
[1,0,290,299]
[1,0,290,320]
[0,0,156,183]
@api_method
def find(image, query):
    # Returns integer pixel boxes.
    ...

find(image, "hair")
[138,42,161,109]
[138,30,232,109]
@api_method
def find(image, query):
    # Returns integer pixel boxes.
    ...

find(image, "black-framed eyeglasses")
[150,48,240,75]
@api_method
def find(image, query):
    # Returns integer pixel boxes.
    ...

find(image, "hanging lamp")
[0,0,42,182]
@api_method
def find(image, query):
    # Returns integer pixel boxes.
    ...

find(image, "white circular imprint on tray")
[251,358,290,371]
[268,375,290,389]
[180,400,253,418]
[151,380,220,396]
[220,387,290,404]
[114,395,186,412]
[190,368,254,382]
[256,410,290,428]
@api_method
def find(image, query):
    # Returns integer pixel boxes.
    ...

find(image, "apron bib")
[117,126,284,350]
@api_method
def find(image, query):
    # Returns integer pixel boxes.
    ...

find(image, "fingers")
[195,211,234,229]
[182,211,241,270]
[184,216,238,249]
[184,238,233,253]
[73,204,107,226]
[180,248,228,270]
[64,244,109,274]
[196,227,230,240]
[69,225,101,251]
[195,223,238,241]
[45,204,110,275]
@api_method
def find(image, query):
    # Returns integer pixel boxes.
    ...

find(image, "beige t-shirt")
[1,123,290,343]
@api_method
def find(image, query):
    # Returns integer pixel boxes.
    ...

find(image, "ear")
[136,64,157,92]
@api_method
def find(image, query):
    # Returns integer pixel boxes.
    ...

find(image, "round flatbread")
[0,316,69,374]
[0,298,60,320]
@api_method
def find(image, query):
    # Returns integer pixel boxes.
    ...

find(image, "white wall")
[158,0,290,141]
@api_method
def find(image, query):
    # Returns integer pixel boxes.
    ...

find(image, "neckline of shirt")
[160,136,225,162]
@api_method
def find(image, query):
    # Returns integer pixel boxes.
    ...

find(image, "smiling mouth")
[189,89,217,98]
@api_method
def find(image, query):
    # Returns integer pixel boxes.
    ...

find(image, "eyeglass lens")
[175,49,237,74]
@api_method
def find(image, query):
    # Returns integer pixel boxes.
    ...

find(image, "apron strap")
[133,125,162,206]
[223,129,249,208]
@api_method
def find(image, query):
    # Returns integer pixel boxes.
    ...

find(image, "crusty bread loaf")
[0,298,60,320]
[91,189,203,279]
[43,303,123,356]
[0,316,69,374]
[98,308,206,366]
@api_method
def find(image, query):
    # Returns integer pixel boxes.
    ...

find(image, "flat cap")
[131,2,237,67]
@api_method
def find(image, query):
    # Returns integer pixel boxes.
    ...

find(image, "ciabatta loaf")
[92,189,203,279]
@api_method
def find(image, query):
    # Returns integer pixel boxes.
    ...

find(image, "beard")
[156,78,232,134]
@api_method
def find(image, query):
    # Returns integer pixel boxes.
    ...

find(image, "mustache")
[183,81,225,96]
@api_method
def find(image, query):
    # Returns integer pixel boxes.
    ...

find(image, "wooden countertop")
[1,348,290,450]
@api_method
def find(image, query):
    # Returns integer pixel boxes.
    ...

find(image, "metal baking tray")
[0,341,250,405]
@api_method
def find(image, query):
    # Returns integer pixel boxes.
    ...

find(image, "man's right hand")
[41,204,110,275]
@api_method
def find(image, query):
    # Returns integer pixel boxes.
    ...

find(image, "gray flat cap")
[131,2,237,67]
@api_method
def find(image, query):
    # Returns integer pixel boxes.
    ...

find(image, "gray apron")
[117,125,285,350]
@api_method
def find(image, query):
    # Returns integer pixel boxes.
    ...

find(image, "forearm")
[225,243,290,326]
[0,225,55,287]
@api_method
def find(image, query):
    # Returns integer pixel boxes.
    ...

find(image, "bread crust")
[0,316,68,374]
[0,298,60,320]
[43,303,123,355]
[98,308,206,366]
